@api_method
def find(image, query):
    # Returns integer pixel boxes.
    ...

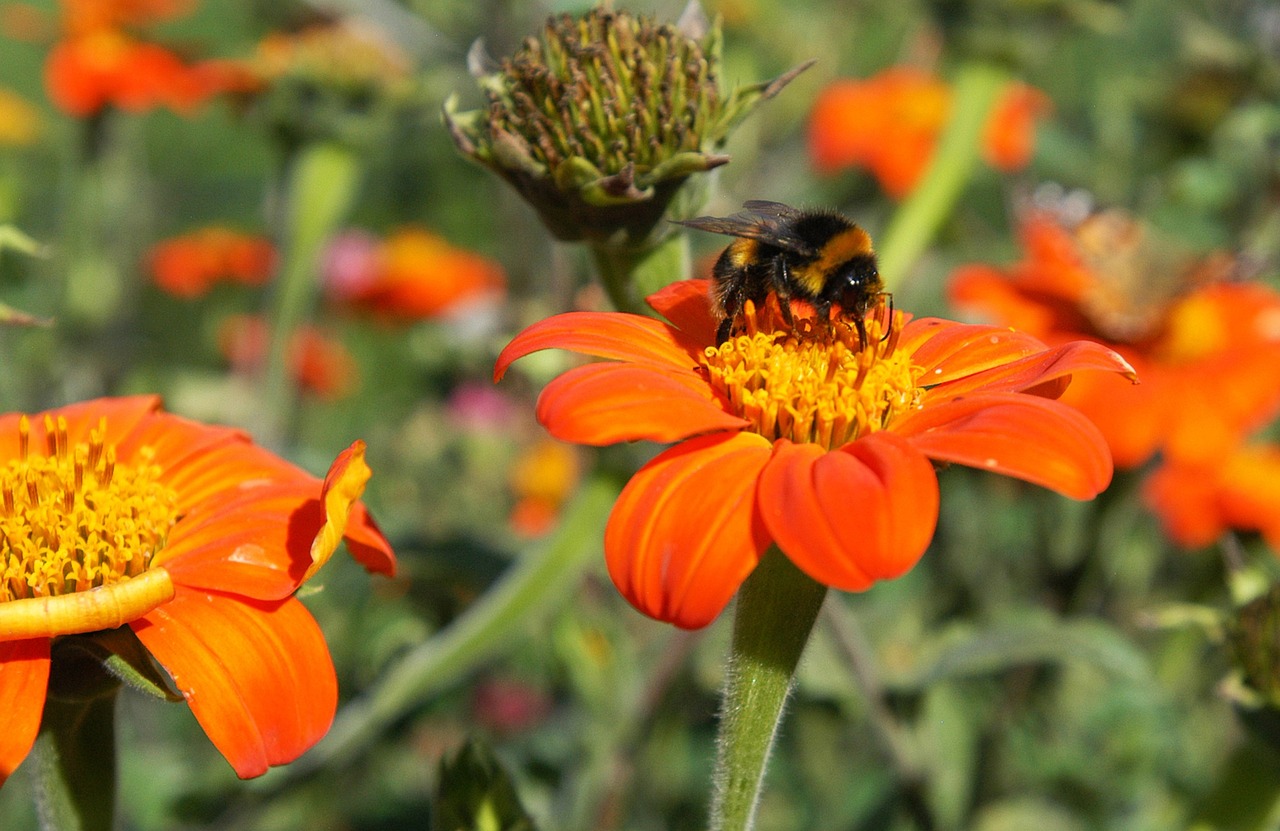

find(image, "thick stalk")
[587,231,690,316]
[710,549,828,831]
[875,63,1010,291]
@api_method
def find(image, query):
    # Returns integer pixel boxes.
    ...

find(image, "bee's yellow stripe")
[815,227,873,273]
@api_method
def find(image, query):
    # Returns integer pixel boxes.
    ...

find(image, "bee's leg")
[879,293,894,343]
[716,317,735,345]
[854,314,869,349]
[771,259,795,326]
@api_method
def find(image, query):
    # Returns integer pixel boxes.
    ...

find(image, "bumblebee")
[676,200,886,345]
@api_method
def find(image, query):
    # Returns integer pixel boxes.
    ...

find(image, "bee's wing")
[675,201,815,254]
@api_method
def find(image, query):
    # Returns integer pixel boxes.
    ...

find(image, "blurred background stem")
[876,62,1009,291]
[259,141,361,447]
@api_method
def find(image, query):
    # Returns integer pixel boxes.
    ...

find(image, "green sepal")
[710,59,816,144]
[433,739,539,831]
[66,628,183,702]
[646,150,732,184]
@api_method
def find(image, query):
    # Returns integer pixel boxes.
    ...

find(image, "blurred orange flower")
[950,210,1280,468]
[809,67,1050,198]
[1144,445,1280,550]
[324,228,505,321]
[495,279,1132,629]
[0,396,394,784]
[219,315,358,400]
[508,438,581,537]
[148,227,276,298]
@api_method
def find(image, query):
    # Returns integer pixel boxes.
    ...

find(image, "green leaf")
[434,740,538,831]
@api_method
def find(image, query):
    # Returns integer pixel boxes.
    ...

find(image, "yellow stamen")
[701,300,923,449]
[0,415,179,608]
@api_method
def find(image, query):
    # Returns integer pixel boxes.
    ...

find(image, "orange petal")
[132,591,336,779]
[494,311,698,382]
[605,432,772,629]
[896,392,1113,499]
[645,278,719,347]
[0,638,50,786]
[0,395,163,462]
[536,362,747,446]
[928,339,1136,398]
[1142,461,1225,548]
[757,434,938,591]
[905,318,1051,385]
[343,502,396,577]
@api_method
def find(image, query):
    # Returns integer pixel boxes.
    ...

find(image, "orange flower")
[495,280,1132,629]
[950,210,1280,468]
[219,315,358,400]
[508,438,581,537]
[1144,445,1280,550]
[808,67,1050,198]
[148,227,276,298]
[45,30,232,117]
[0,396,395,784]
[323,228,505,321]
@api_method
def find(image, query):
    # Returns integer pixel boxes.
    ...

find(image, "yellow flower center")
[0,415,178,603]
[701,300,923,449]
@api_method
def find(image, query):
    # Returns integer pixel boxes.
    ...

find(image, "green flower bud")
[445,3,811,247]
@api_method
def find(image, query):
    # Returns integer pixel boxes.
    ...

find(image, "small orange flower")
[0,396,395,784]
[148,227,276,298]
[219,315,358,401]
[1144,445,1280,551]
[508,438,581,537]
[323,228,505,321]
[950,210,1280,468]
[495,280,1132,629]
[809,67,1050,198]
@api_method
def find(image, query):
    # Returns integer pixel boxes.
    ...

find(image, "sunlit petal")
[494,311,699,382]
[758,434,938,591]
[0,638,50,786]
[605,432,772,629]
[896,392,1112,499]
[537,362,746,445]
[928,339,1136,398]
[133,591,336,779]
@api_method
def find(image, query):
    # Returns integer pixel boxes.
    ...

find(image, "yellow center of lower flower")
[701,300,923,449]
[0,415,178,603]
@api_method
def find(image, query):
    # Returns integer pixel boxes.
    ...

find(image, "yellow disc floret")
[702,300,923,449]
[1,415,178,604]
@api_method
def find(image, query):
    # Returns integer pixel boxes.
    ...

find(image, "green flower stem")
[875,62,1010,292]
[32,680,120,831]
[710,549,828,831]
[283,472,618,781]
[588,231,690,316]
[259,141,361,446]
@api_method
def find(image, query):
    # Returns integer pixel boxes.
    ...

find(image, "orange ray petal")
[342,502,396,576]
[896,392,1113,499]
[536,362,746,446]
[644,278,719,347]
[605,432,772,629]
[757,434,938,591]
[302,440,376,582]
[0,395,162,461]
[132,591,336,779]
[904,318,1051,385]
[494,311,698,382]
[157,485,327,597]
[928,340,1135,399]
[0,638,50,786]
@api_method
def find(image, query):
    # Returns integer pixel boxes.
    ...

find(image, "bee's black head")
[836,254,882,314]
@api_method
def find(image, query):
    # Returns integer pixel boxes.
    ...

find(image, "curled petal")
[537,362,746,445]
[0,638,50,786]
[0,568,175,640]
[605,432,772,629]
[929,339,1136,398]
[758,434,938,591]
[494,311,698,381]
[896,392,1113,499]
[645,278,719,347]
[343,503,396,577]
[133,591,337,779]
[904,318,1051,385]
[303,440,376,582]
